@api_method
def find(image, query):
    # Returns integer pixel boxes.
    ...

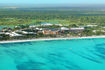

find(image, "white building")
[41,23,53,26]
[70,27,85,33]
[41,23,62,26]
[16,30,36,35]
[54,24,63,26]
[61,27,69,30]
[87,25,97,27]
[70,27,85,30]
[93,30,105,33]
[5,32,23,37]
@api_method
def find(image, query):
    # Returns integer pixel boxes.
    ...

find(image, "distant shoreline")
[0,36,105,43]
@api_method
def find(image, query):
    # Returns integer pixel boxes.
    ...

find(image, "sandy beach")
[0,35,105,43]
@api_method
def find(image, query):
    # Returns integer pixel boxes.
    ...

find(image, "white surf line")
[0,36,105,43]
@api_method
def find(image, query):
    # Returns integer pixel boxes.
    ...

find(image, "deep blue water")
[0,38,105,70]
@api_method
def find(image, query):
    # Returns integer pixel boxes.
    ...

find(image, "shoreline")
[0,35,105,43]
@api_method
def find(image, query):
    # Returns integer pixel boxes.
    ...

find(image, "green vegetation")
[0,8,105,26]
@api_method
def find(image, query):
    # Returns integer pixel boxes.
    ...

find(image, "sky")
[0,0,105,4]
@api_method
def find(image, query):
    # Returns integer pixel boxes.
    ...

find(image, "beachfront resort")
[0,22,105,41]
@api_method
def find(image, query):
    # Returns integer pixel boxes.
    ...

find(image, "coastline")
[0,35,105,43]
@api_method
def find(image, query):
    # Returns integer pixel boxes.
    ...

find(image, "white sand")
[0,35,105,43]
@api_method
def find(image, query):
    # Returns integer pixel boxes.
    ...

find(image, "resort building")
[61,27,69,31]
[16,30,37,35]
[43,29,60,35]
[93,30,105,33]
[41,23,53,26]
[70,27,85,33]
[54,24,63,26]
[29,25,36,28]
[40,22,62,26]
[5,32,23,37]
[61,27,69,33]
[86,25,98,27]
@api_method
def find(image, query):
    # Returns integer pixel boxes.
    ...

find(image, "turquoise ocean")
[0,38,105,70]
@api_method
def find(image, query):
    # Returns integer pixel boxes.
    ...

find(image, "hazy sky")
[0,0,105,4]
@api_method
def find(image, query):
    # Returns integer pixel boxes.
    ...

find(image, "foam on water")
[0,38,105,70]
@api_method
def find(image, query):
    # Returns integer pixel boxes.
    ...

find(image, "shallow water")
[0,38,105,70]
